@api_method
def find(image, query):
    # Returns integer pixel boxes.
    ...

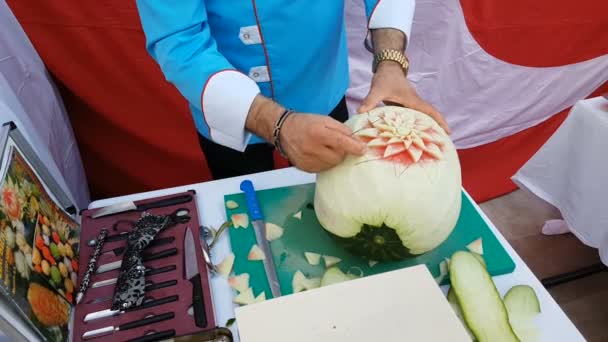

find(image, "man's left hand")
[358,62,451,134]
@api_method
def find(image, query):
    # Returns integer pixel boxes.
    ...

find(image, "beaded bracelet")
[272,108,294,158]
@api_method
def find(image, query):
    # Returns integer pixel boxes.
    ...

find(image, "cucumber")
[471,253,486,268]
[504,285,541,342]
[447,287,476,341]
[504,285,541,317]
[450,251,519,342]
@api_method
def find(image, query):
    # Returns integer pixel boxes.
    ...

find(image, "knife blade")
[82,312,175,340]
[84,295,178,322]
[95,248,178,274]
[184,227,207,328]
[91,194,192,218]
[240,180,281,298]
[88,279,178,304]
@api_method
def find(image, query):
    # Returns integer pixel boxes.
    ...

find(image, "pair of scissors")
[166,207,192,226]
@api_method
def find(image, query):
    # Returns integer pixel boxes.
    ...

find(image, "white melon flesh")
[265,222,284,241]
[228,273,250,293]
[225,200,239,209]
[435,259,450,284]
[293,211,302,220]
[292,270,322,293]
[255,292,266,303]
[467,238,484,255]
[233,288,255,305]
[231,213,249,229]
[248,244,266,261]
[323,255,342,268]
[304,252,321,266]
[217,253,235,278]
[292,270,308,293]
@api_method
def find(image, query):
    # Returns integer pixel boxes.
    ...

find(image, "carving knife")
[184,227,207,328]
[240,180,281,298]
[88,279,178,304]
[91,194,192,218]
[95,248,178,274]
[82,312,175,340]
[84,295,178,322]
[91,264,176,289]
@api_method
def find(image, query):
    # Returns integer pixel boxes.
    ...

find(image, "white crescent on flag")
[345,0,608,149]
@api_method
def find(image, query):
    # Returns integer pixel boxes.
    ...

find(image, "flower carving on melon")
[353,109,447,167]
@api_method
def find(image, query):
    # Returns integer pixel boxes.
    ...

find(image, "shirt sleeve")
[135,0,260,152]
[363,0,416,49]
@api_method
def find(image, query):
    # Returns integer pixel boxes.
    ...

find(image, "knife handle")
[127,329,176,342]
[138,194,192,211]
[145,279,177,291]
[145,265,176,276]
[143,248,177,262]
[120,312,175,331]
[190,274,207,328]
[127,295,178,312]
[240,180,263,221]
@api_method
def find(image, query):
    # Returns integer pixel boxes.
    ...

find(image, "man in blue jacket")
[136,1,449,179]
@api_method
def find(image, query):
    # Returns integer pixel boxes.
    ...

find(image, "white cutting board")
[234,264,471,342]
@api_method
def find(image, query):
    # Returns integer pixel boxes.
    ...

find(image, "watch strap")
[372,49,409,75]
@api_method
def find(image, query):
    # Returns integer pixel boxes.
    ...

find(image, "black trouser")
[198,97,349,180]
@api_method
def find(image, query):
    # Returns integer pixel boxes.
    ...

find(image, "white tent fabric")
[0,2,90,210]
[344,0,608,149]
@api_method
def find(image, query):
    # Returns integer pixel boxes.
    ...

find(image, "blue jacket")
[136,0,414,151]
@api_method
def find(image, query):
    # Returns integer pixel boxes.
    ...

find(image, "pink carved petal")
[403,139,412,149]
[384,144,406,158]
[408,145,423,162]
[417,131,436,143]
[367,138,387,147]
[412,134,426,149]
[430,131,446,146]
[424,143,443,159]
[356,128,379,138]
[387,137,402,144]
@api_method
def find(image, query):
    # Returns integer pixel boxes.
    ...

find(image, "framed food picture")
[0,122,80,342]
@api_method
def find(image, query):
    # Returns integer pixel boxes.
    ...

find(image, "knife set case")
[72,190,224,342]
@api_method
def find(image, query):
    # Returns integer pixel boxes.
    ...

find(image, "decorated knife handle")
[240,180,263,221]
[76,229,108,303]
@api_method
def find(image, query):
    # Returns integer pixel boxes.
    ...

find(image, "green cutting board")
[223,183,515,299]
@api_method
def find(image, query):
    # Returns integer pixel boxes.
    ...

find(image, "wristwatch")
[372,49,409,75]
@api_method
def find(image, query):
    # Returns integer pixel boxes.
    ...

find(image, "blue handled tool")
[240,180,282,298]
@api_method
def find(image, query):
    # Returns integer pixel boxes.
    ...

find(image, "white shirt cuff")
[368,0,416,42]
[201,70,260,152]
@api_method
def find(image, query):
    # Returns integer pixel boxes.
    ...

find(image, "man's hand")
[245,95,366,173]
[358,28,451,134]
[358,62,450,134]
[278,113,366,172]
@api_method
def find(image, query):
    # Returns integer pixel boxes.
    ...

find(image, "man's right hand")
[279,113,367,173]
[245,95,366,173]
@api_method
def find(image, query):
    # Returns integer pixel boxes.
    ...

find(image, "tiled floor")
[480,189,608,342]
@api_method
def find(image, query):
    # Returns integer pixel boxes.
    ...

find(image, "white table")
[89,167,586,342]
[513,96,608,267]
